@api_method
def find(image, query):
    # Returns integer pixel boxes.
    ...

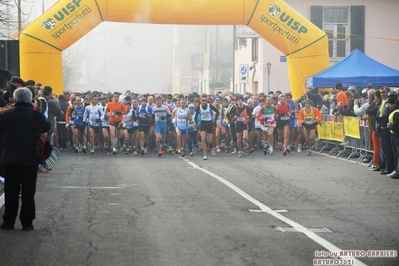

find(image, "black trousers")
[2,164,38,226]
[57,122,68,149]
[381,129,395,172]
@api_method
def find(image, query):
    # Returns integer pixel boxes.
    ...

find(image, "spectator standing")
[57,94,69,150]
[3,76,24,103]
[39,86,63,143]
[366,90,381,171]
[0,87,50,230]
[336,82,348,107]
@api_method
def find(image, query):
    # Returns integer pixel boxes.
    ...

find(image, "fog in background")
[63,23,174,94]
[18,1,174,94]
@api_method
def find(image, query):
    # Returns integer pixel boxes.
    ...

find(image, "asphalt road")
[0,148,398,266]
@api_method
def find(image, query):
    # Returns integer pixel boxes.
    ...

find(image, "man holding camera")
[104,92,128,155]
[152,96,171,156]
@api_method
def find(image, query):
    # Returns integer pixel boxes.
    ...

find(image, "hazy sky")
[23,0,175,94]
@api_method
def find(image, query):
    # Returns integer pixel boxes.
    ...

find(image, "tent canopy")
[306,49,399,88]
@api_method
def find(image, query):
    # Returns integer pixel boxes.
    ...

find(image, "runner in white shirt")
[84,96,103,154]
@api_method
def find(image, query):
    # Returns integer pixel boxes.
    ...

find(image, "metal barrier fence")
[316,115,374,165]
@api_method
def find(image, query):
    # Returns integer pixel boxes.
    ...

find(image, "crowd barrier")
[316,115,373,165]
[44,133,61,170]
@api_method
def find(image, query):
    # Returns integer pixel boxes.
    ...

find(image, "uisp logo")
[43,19,56,30]
[269,4,281,16]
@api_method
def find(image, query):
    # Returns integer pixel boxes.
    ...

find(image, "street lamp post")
[267,62,272,95]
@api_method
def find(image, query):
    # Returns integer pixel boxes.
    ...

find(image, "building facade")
[234,0,399,96]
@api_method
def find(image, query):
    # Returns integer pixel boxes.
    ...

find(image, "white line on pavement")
[45,186,126,189]
[181,157,368,266]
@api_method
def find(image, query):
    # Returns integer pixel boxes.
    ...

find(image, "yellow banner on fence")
[343,116,361,139]
[331,122,344,142]
[317,122,332,140]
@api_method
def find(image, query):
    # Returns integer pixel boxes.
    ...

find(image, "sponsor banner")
[343,117,361,139]
[331,122,344,142]
[22,0,102,50]
[317,122,332,140]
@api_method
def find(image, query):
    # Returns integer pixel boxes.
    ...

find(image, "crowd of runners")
[56,90,322,160]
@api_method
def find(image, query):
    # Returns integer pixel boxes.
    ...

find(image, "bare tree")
[0,0,34,39]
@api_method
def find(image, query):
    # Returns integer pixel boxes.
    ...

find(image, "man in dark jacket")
[0,87,50,230]
[386,95,399,179]
[306,87,323,109]
[3,76,25,103]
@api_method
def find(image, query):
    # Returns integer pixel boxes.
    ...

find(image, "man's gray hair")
[13,87,32,103]
[368,89,376,96]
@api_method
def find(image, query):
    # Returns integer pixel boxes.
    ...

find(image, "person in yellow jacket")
[386,96,399,179]
[297,99,322,156]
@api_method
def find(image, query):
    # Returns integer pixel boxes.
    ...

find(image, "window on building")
[251,38,258,62]
[323,7,349,60]
[238,38,247,48]
[311,6,365,59]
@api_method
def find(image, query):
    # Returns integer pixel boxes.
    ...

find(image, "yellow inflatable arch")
[20,0,329,98]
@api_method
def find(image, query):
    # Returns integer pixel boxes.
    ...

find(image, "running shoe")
[144,148,148,154]
[269,148,274,155]
[244,141,249,150]
[297,145,302,153]
[112,148,117,155]
[216,147,221,153]
[307,150,312,156]
[231,148,237,155]
[190,152,194,156]
[245,150,251,156]
[74,147,79,153]
[133,150,138,156]
[158,151,162,157]
[82,146,87,153]
[181,151,185,157]
[263,149,267,155]
[90,149,95,154]
[368,165,380,171]
[238,151,243,158]
[203,155,208,160]
[141,149,145,155]
[126,149,130,155]
[168,146,173,152]
[283,149,287,156]
[211,149,216,156]
[286,147,291,154]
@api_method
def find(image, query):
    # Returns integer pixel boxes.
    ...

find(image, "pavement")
[0,147,398,266]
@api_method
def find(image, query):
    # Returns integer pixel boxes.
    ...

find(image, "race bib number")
[237,116,245,122]
[304,117,314,124]
[280,115,290,121]
[202,112,210,118]
[125,120,133,127]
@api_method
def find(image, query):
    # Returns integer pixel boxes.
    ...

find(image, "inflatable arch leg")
[20,0,329,98]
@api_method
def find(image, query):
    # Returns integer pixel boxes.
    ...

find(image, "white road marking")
[181,157,367,266]
[249,209,288,213]
[46,186,126,189]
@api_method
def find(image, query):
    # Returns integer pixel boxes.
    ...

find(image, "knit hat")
[11,76,25,86]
